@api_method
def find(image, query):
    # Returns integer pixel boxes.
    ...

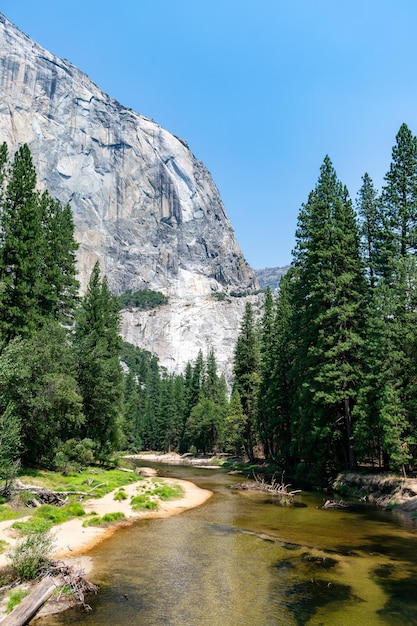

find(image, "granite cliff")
[0,13,261,377]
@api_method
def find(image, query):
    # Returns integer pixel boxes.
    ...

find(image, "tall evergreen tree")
[232,302,260,463]
[356,173,380,287]
[0,145,43,342]
[74,262,123,457]
[0,144,79,343]
[290,156,366,479]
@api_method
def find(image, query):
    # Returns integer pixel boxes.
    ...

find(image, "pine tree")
[232,302,260,462]
[0,144,79,343]
[356,173,380,287]
[0,145,43,341]
[290,156,366,479]
[74,262,123,457]
[257,287,276,459]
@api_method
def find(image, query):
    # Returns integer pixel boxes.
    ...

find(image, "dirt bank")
[332,472,417,512]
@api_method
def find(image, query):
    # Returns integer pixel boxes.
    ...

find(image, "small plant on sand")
[114,488,128,501]
[150,482,184,501]
[0,539,9,554]
[82,512,126,527]
[130,494,158,510]
[12,517,53,535]
[6,588,29,613]
[0,504,18,522]
[8,528,55,580]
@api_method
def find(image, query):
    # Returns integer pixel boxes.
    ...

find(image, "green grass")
[130,494,158,510]
[114,489,128,501]
[12,518,53,535]
[0,504,19,522]
[18,467,140,499]
[82,512,126,527]
[12,502,86,535]
[6,588,29,614]
[0,539,9,554]
[150,482,184,500]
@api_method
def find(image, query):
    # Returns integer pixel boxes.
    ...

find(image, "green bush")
[8,528,55,580]
[82,512,126,527]
[118,289,168,310]
[0,504,18,522]
[151,483,184,501]
[130,494,158,510]
[114,489,128,501]
[12,518,53,535]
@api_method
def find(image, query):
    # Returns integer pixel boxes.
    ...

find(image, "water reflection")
[40,464,417,625]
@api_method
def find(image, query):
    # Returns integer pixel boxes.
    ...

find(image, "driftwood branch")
[8,482,107,506]
[0,576,56,626]
[231,473,301,502]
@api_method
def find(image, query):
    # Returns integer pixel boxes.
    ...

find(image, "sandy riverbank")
[0,475,212,576]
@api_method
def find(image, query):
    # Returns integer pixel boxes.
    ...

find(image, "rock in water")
[0,13,262,377]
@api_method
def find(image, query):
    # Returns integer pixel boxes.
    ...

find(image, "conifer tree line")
[2,125,417,485]
[0,143,236,479]
[234,123,417,483]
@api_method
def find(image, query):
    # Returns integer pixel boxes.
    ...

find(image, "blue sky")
[2,1,417,269]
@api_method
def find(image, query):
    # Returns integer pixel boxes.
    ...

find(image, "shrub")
[151,483,184,501]
[82,512,126,527]
[8,528,55,580]
[0,539,9,554]
[12,518,53,535]
[0,504,18,522]
[118,289,168,310]
[130,494,158,510]
[114,489,128,501]
[54,438,97,474]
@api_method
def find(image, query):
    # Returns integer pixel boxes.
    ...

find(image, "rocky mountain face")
[255,266,290,291]
[0,13,261,378]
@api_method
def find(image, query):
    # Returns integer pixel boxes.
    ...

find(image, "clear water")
[40,465,417,625]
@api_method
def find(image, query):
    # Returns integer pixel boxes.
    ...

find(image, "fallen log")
[9,482,107,506]
[0,577,56,626]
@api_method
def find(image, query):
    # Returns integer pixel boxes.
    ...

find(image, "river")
[41,464,417,625]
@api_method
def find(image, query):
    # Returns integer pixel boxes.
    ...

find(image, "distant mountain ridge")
[255,265,290,291]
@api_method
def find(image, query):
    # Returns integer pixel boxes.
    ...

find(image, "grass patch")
[0,539,9,554]
[82,512,126,527]
[130,494,158,510]
[18,467,140,499]
[150,482,184,501]
[114,489,128,501]
[6,588,29,613]
[0,504,19,522]
[12,518,53,535]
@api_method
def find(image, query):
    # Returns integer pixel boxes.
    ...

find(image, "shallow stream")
[42,464,417,625]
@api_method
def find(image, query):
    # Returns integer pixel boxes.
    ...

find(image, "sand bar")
[0,475,212,575]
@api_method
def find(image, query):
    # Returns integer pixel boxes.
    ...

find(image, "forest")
[1,124,417,488]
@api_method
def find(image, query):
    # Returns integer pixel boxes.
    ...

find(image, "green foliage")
[130,494,158,510]
[117,289,168,310]
[0,504,18,522]
[0,321,84,466]
[83,511,126,526]
[114,488,128,501]
[150,481,184,500]
[54,438,96,474]
[0,403,20,487]
[0,143,79,342]
[233,302,260,463]
[74,262,124,455]
[6,588,29,614]
[8,528,55,579]
[12,518,53,535]
[0,539,8,554]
